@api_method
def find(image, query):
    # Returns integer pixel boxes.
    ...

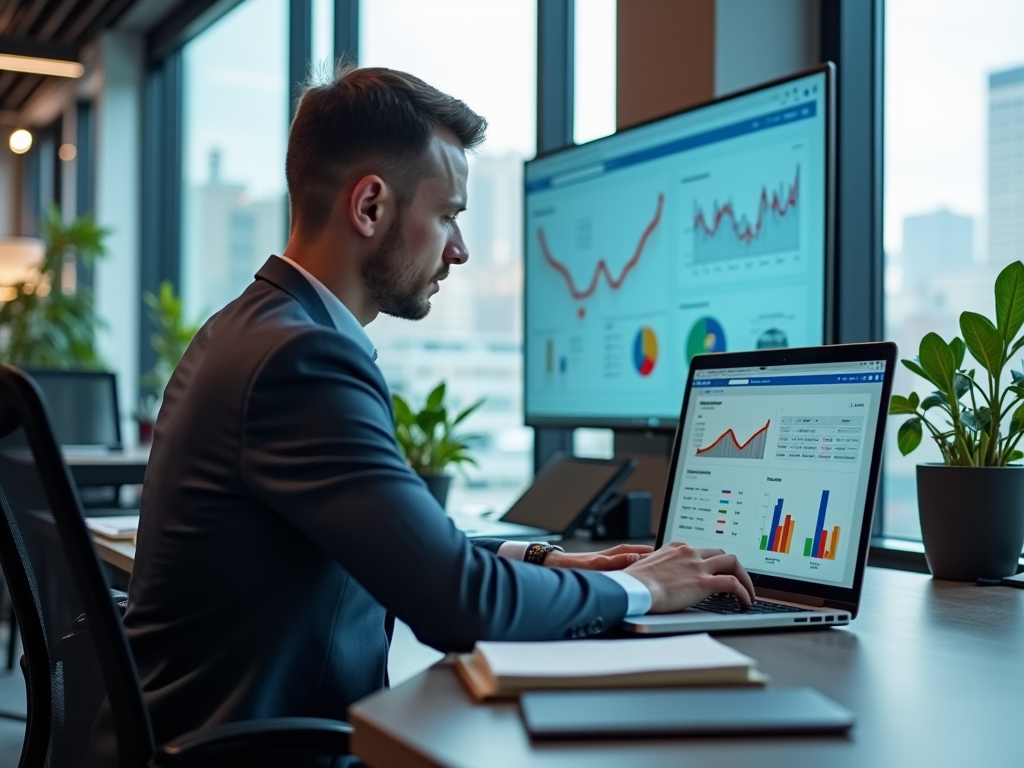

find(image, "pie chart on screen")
[687,317,727,361]
[633,326,659,376]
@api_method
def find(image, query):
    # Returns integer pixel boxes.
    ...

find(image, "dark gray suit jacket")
[124,256,627,745]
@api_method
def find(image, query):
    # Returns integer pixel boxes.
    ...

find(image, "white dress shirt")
[278,255,652,617]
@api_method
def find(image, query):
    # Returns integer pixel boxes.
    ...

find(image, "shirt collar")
[279,255,378,362]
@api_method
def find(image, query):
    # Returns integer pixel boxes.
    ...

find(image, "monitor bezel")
[654,341,897,616]
[523,62,836,430]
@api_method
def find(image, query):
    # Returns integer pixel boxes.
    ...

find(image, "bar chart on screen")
[752,468,854,578]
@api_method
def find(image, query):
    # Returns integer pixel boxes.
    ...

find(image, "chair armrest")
[153,717,352,768]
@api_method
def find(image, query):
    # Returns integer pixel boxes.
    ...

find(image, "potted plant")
[391,383,484,508]
[889,260,1024,580]
[137,280,201,442]
[0,205,109,367]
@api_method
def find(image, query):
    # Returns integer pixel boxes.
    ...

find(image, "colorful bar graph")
[767,499,784,550]
[811,490,830,558]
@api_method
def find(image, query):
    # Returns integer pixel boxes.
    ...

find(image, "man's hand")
[544,543,653,571]
[624,542,755,613]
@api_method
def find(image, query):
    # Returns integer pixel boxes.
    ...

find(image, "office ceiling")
[0,0,136,112]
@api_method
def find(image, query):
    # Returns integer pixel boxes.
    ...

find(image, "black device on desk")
[23,369,121,450]
[23,369,144,513]
[453,455,636,541]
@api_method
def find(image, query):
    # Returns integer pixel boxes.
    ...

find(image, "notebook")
[455,633,765,701]
[85,514,140,540]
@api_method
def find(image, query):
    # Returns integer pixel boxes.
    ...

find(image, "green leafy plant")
[0,205,109,368]
[889,260,1024,467]
[142,280,201,398]
[391,382,484,476]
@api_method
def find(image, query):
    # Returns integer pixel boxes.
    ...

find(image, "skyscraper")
[988,65,1024,266]
[901,209,974,282]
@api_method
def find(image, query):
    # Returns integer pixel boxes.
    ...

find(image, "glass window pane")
[181,0,289,324]
[574,0,617,145]
[360,0,537,512]
[312,0,335,71]
[883,0,1024,538]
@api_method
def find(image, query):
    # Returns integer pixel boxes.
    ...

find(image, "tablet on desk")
[520,687,855,739]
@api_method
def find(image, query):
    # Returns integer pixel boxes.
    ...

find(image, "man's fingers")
[601,544,654,555]
[702,575,753,607]
[693,547,727,559]
[702,553,755,601]
[591,552,643,571]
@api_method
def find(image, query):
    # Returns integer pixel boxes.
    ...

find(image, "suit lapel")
[255,255,335,330]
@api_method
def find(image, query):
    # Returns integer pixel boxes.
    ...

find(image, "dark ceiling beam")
[0,0,17,36]
[14,0,51,36]
[81,0,137,44]
[0,35,79,60]
[61,0,110,41]
[5,70,41,110]
[38,0,79,39]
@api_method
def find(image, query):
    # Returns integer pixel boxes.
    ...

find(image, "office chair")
[0,365,352,768]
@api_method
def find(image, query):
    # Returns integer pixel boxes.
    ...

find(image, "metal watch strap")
[524,542,564,565]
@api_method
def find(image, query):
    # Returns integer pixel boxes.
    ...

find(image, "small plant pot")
[916,464,1024,581]
[421,474,452,509]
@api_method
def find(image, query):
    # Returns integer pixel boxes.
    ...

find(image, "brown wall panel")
[616,0,716,130]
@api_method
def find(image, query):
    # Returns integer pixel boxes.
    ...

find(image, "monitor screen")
[524,66,833,427]
[27,370,121,449]
[663,358,887,590]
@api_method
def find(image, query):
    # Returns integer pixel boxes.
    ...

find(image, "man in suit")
[125,65,754,745]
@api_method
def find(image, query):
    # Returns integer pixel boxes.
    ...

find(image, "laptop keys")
[692,593,811,615]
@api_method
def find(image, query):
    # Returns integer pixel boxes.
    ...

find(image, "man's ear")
[348,174,394,238]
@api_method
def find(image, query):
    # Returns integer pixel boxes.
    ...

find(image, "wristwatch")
[524,542,564,565]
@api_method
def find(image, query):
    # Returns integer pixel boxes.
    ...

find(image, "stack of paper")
[456,633,765,701]
[84,515,140,540]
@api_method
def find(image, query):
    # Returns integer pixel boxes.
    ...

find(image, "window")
[883,1,1024,538]
[180,0,289,323]
[360,0,537,512]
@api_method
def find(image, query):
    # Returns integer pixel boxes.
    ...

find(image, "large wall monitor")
[524,65,834,428]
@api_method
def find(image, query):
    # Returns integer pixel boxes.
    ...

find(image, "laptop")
[625,342,896,635]
[452,455,635,541]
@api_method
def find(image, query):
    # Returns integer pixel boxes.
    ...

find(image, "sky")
[884,0,1024,258]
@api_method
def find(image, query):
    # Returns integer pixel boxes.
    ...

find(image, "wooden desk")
[64,448,148,488]
[349,567,1024,767]
[92,534,135,575]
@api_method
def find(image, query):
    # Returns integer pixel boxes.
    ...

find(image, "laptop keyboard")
[693,593,811,615]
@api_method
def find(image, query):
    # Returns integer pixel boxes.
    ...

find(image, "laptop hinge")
[757,587,825,607]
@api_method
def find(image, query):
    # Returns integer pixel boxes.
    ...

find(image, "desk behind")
[350,567,1024,767]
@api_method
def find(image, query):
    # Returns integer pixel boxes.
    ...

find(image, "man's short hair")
[286,64,488,235]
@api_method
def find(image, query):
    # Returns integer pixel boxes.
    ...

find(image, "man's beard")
[362,217,448,321]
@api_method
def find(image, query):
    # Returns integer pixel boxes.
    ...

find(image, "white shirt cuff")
[497,541,531,560]
[598,571,653,616]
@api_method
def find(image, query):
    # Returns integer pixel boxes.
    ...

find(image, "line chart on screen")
[536,193,664,318]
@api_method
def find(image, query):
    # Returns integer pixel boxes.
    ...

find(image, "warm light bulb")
[58,143,76,161]
[9,129,32,154]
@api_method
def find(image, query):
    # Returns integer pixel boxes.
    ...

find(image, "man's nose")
[444,223,469,265]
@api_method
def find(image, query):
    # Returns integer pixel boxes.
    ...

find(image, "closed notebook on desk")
[520,687,855,738]
[455,634,765,701]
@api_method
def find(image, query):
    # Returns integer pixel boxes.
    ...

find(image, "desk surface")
[350,566,1024,767]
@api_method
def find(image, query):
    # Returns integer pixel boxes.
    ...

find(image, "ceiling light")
[0,53,83,78]
[58,143,76,161]
[9,129,31,154]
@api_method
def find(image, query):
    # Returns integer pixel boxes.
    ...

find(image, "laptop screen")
[663,358,888,590]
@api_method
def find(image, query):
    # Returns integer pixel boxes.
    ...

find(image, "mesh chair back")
[0,366,153,768]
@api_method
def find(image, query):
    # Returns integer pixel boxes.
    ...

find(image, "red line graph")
[696,420,771,456]
[537,194,664,301]
[695,167,799,244]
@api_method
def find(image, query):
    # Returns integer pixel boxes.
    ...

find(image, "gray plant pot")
[917,464,1024,581]
[421,474,452,509]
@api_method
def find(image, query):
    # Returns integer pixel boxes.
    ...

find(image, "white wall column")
[94,30,143,447]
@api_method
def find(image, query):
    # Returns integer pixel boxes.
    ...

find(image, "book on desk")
[455,633,766,701]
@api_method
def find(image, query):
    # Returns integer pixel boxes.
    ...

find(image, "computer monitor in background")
[25,370,122,450]
[524,64,834,429]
